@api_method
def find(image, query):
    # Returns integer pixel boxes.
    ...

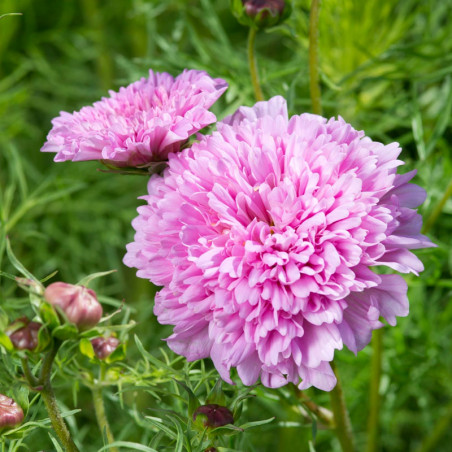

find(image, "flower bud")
[0,394,24,430]
[231,0,291,29]
[91,336,120,360]
[193,404,234,428]
[44,282,102,330]
[7,317,42,351]
[244,0,285,17]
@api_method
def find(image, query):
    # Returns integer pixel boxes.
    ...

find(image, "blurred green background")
[1,0,451,451]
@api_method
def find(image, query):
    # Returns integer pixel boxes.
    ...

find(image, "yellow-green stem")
[330,361,355,452]
[92,366,118,452]
[39,342,80,452]
[422,177,452,234]
[247,27,264,102]
[309,0,322,115]
[366,328,383,452]
[92,388,117,451]
[21,357,40,388]
[416,399,452,452]
[295,388,334,427]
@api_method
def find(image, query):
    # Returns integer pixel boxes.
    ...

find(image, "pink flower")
[124,96,434,391]
[44,282,103,330]
[41,70,227,167]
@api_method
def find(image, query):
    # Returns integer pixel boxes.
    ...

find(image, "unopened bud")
[244,0,285,17]
[0,394,24,430]
[193,404,234,428]
[91,336,120,360]
[205,448,218,452]
[15,277,43,295]
[7,317,42,351]
[44,282,102,330]
[232,0,290,29]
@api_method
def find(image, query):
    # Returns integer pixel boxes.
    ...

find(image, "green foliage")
[0,0,450,451]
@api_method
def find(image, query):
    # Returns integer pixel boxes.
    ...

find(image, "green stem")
[422,177,452,234]
[21,357,40,388]
[247,27,264,102]
[39,342,80,452]
[416,399,452,452]
[92,366,118,452]
[294,388,334,427]
[330,361,355,452]
[366,328,383,452]
[309,0,322,115]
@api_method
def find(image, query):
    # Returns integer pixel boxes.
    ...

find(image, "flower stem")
[330,361,355,452]
[309,0,322,115]
[366,328,383,452]
[39,341,80,452]
[416,398,452,452]
[247,27,264,102]
[21,357,40,388]
[92,366,118,452]
[422,177,452,234]
[294,388,334,427]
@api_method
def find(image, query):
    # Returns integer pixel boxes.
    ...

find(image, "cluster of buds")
[0,394,24,431]
[231,0,291,29]
[44,282,103,330]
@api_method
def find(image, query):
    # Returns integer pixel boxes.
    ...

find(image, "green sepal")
[52,323,78,341]
[79,338,95,359]
[206,379,226,406]
[0,330,14,351]
[39,301,61,330]
[35,325,51,353]
[105,341,126,364]
[230,0,292,30]
[173,379,200,418]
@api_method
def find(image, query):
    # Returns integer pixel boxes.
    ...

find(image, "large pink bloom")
[41,69,227,166]
[124,96,433,391]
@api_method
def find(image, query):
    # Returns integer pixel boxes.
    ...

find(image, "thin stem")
[422,177,452,234]
[366,328,383,452]
[416,399,452,452]
[309,0,322,115]
[39,341,80,452]
[92,366,118,452]
[330,361,355,452]
[294,388,334,427]
[247,27,264,102]
[21,357,40,388]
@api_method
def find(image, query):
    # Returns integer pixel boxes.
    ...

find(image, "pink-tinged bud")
[44,282,102,330]
[243,0,285,17]
[232,0,290,29]
[0,394,24,430]
[193,404,234,428]
[91,336,120,360]
[7,317,42,351]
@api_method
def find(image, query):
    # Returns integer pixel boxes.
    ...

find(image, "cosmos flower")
[41,69,227,167]
[124,96,433,391]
